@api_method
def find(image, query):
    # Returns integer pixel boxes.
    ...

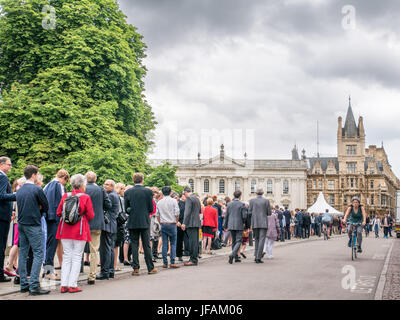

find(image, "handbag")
[116,211,128,226]
[116,197,128,226]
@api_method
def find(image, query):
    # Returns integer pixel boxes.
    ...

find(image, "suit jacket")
[85,183,111,231]
[103,190,120,233]
[223,199,246,231]
[178,200,185,224]
[249,195,271,229]
[283,210,291,226]
[0,172,16,223]
[183,195,201,228]
[124,184,154,229]
[303,214,311,226]
[43,180,63,221]
[296,211,304,225]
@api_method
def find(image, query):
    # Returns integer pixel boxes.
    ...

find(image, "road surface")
[4,234,394,300]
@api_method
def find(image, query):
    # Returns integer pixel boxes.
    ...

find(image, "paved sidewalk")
[382,238,400,300]
[0,234,345,297]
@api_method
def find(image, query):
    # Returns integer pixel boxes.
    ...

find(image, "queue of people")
[0,156,395,296]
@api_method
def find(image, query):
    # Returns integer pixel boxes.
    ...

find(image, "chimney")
[337,116,342,138]
[358,116,365,137]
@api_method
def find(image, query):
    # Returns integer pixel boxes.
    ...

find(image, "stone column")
[196,177,201,196]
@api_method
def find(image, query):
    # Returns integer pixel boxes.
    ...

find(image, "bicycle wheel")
[353,234,357,259]
[351,242,354,261]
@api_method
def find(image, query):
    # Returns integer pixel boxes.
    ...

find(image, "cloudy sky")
[119,0,400,177]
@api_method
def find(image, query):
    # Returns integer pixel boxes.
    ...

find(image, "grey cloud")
[117,0,400,176]
[119,0,262,49]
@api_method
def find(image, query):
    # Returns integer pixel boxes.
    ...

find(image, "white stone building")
[148,145,308,209]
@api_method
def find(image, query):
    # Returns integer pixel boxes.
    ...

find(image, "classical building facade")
[149,145,308,209]
[306,98,400,217]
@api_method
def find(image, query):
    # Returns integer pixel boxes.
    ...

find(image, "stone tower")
[337,96,366,175]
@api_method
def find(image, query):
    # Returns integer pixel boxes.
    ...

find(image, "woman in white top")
[372,216,381,238]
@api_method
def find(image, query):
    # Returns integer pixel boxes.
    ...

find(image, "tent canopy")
[307,192,343,216]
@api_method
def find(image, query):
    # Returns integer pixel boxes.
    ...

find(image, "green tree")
[144,162,184,194]
[0,0,156,183]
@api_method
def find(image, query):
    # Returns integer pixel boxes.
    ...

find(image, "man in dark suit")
[124,173,157,275]
[174,192,188,262]
[283,207,292,240]
[181,186,201,266]
[295,208,304,238]
[223,190,246,264]
[249,188,271,263]
[97,179,120,280]
[85,171,111,285]
[0,157,16,283]
[303,212,311,238]
[42,169,69,280]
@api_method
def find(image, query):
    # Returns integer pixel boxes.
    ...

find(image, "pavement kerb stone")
[374,239,394,300]
[0,234,347,297]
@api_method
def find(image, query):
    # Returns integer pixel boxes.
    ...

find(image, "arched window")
[204,179,209,193]
[283,179,289,194]
[219,179,225,194]
[267,179,273,194]
[188,179,194,193]
[235,179,241,191]
[251,179,256,193]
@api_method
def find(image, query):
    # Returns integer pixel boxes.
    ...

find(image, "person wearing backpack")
[56,174,94,293]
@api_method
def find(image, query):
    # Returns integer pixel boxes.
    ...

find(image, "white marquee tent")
[307,192,343,216]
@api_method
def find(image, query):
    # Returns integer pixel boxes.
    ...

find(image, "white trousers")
[61,239,86,287]
[263,238,274,258]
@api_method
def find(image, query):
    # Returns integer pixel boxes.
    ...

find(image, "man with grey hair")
[0,157,16,282]
[97,179,120,280]
[181,186,201,266]
[84,171,111,284]
[249,188,272,263]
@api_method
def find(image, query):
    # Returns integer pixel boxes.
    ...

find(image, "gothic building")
[306,98,400,217]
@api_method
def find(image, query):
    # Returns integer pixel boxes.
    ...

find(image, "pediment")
[196,154,246,168]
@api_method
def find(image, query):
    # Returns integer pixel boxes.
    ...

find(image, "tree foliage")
[144,162,184,194]
[0,0,156,184]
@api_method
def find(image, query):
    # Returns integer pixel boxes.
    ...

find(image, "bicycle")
[349,223,362,261]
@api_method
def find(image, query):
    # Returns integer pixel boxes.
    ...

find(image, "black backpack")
[60,192,84,235]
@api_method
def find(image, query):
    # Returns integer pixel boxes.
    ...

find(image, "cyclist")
[321,209,333,239]
[343,196,367,253]
[364,215,370,237]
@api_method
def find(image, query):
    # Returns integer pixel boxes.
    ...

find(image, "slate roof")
[364,157,384,172]
[307,156,384,173]
[343,103,359,137]
[307,157,339,172]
